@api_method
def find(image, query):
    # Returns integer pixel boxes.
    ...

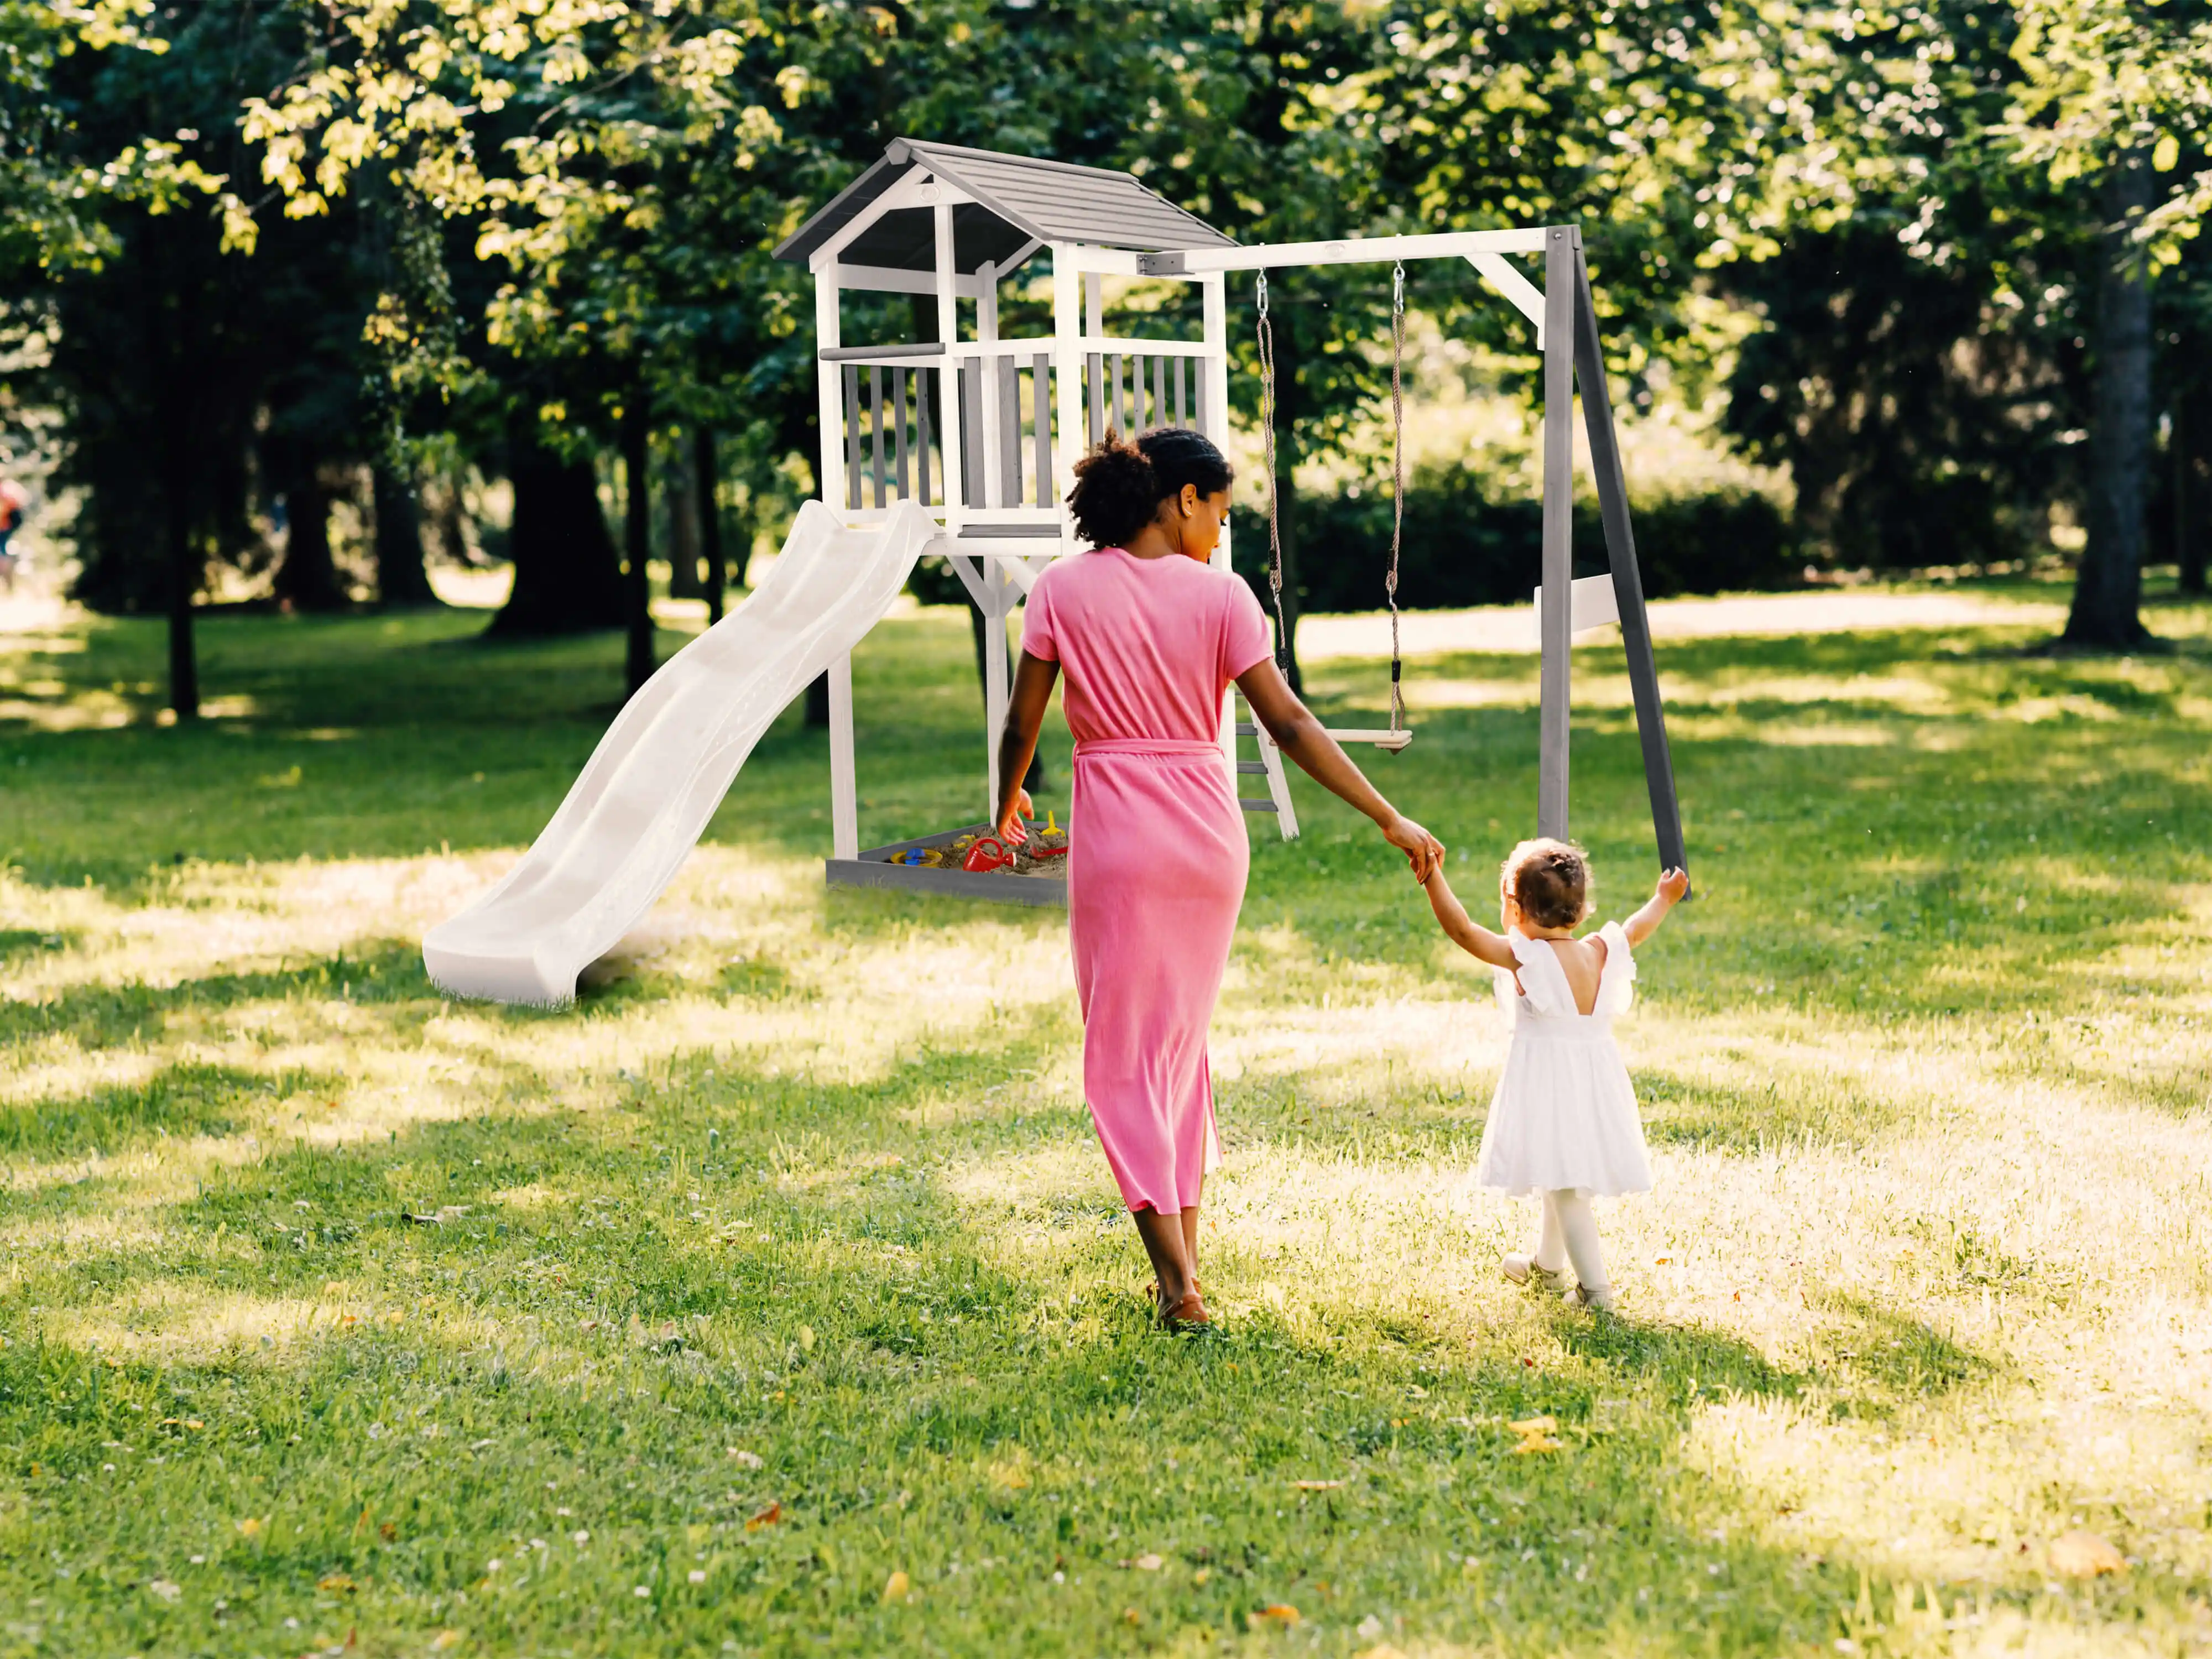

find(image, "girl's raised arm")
[1623,868,1691,947]
[1422,866,1518,968]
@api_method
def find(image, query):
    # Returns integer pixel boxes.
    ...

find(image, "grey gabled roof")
[773,138,1234,274]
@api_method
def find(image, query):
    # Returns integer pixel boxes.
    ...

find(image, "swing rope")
[1255,263,1410,737]
[1256,270,1290,675]
[1386,259,1406,736]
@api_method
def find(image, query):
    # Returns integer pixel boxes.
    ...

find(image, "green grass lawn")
[2,580,2210,1657]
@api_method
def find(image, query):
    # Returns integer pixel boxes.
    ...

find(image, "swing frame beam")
[1149,225,1688,880]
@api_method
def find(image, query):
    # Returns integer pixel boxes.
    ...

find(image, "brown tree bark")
[489,420,624,636]
[373,465,441,607]
[2064,154,2158,649]
[623,392,655,699]
[696,425,725,624]
[2178,392,2209,597]
[273,469,347,612]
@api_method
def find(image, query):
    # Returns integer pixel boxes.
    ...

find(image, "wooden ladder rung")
[1234,722,1259,737]
[1235,760,1268,774]
[1239,798,1280,813]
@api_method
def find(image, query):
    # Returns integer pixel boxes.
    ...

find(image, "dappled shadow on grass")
[0,1060,339,1161]
[0,938,432,1053]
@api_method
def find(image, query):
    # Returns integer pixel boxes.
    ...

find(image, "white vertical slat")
[977,258,1003,508]
[933,197,964,528]
[1084,270,1104,339]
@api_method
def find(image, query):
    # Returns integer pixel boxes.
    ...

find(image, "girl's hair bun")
[1501,837,1592,930]
[1066,426,1234,549]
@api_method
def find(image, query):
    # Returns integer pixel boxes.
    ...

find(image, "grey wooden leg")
[1539,228,1576,839]
[1569,239,1689,888]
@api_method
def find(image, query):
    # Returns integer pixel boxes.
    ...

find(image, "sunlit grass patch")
[1,583,2209,1655]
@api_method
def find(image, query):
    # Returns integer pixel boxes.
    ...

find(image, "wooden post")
[1538,227,1575,840]
[814,271,843,514]
[934,197,964,530]
[1571,237,1688,885]
[1052,245,1083,534]
[978,259,1003,509]
[828,651,858,860]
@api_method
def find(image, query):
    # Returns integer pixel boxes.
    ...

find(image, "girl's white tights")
[1531,1189,1609,1296]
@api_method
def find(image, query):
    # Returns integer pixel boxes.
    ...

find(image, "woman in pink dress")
[994,429,1443,1329]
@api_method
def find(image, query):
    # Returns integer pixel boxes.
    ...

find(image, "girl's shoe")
[1501,1253,1572,1292]
[1564,1282,1617,1313]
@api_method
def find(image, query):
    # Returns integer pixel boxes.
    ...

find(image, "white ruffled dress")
[1474,922,1654,1197]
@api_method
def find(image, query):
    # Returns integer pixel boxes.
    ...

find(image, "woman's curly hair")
[1066,426,1233,549]
[1501,837,1592,931]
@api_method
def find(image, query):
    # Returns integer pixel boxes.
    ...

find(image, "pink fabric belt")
[1074,738,1220,758]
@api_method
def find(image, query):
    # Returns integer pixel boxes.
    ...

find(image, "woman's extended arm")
[994,648,1061,843]
[1233,656,1443,880]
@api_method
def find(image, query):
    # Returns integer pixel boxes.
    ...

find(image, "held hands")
[1381,813,1446,883]
[997,788,1035,847]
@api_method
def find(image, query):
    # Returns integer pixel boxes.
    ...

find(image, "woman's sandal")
[1158,1289,1213,1331]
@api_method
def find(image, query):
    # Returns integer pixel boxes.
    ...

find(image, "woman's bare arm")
[1234,657,1443,880]
[993,649,1060,842]
[1421,866,1519,968]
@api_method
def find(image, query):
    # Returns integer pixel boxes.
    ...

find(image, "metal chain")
[1387,260,1406,733]
[1256,270,1290,672]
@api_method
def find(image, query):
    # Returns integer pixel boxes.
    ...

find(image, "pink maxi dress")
[1019,548,1274,1214]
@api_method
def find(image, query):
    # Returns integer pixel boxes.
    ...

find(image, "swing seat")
[1322,727,1413,753]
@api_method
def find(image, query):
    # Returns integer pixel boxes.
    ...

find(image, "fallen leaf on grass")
[318,1573,357,1593]
[2049,1531,2125,1577]
[746,1502,782,1531]
[1291,1480,1343,1491]
[237,1517,264,1539]
[147,1579,181,1601]
[1248,1604,1301,1628]
[726,1448,764,1469]
[1512,1437,1564,1454]
[1507,1416,1557,1436]
[882,1570,910,1604]
[1119,1553,1163,1571]
[430,1632,462,1651]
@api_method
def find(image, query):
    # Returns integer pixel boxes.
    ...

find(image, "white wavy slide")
[424,499,938,1005]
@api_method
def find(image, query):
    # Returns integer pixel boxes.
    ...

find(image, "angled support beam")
[1537,228,1575,839]
[1570,237,1689,886]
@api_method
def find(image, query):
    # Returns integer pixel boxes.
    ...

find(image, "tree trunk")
[623,392,655,698]
[1270,321,1306,693]
[273,471,347,611]
[665,434,704,599]
[696,425,725,624]
[488,419,624,636]
[164,439,199,720]
[2064,155,2157,649]
[373,465,440,607]
[2179,393,2209,597]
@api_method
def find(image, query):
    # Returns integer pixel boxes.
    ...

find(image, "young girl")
[1421,840,1688,1311]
